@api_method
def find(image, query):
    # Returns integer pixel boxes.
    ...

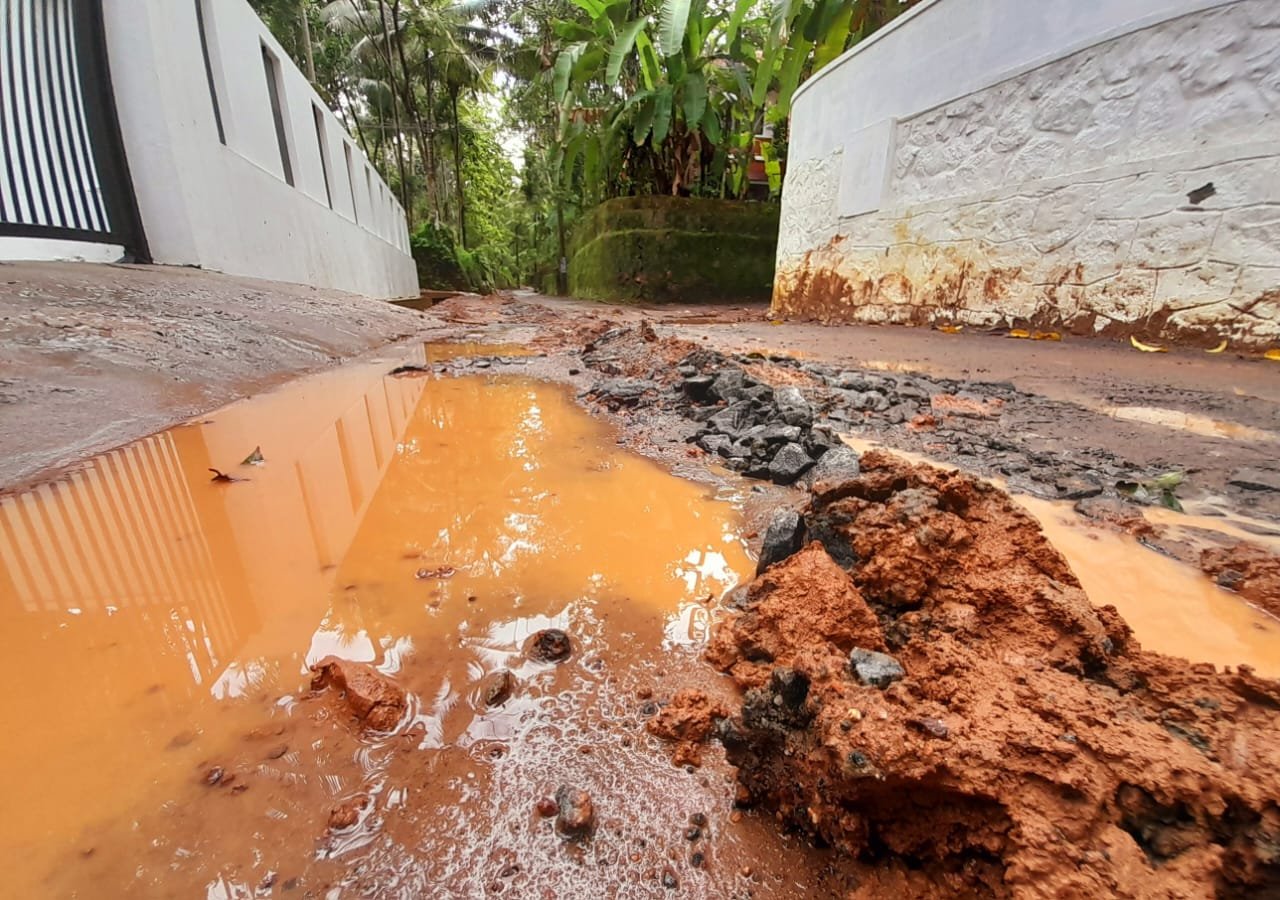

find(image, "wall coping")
[792,0,1241,115]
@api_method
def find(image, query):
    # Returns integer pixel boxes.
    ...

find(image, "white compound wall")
[775,0,1279,346]
[99,0,418,299]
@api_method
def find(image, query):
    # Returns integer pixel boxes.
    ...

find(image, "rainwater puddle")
[423,341,535,361]
[1101,405,1276,442]
[0,358,846,898]
[841,437,1280,678]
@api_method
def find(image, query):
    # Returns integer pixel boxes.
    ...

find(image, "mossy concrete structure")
[775,0,1279,347]
[569,196,779,303]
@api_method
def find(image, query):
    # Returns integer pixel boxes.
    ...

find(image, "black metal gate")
[0,0,147,258]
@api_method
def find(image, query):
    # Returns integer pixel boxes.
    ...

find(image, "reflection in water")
[0,360,751,898]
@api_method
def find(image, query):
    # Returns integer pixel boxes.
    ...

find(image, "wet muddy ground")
[2,290,1279,897]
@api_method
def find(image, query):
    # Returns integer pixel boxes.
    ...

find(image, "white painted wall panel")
[776,0,1280,348]
[98,0,416,299]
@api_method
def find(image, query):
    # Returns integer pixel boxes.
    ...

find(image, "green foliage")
[567,196,780,303]
[250,0,923,293]
[410,220,468,289]
[546,0,923,201]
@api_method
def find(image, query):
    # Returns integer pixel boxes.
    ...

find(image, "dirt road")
[2,282,1279,897]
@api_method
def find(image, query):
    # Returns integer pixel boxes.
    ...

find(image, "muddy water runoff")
[0,348,862,899]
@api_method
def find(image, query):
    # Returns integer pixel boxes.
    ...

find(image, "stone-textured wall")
[570,196,779,303]
[775,0,1280,346]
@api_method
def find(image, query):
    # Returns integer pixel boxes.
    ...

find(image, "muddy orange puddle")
[0,357,861,898]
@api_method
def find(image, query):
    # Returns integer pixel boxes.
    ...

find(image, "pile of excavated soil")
[698,451,1280,898]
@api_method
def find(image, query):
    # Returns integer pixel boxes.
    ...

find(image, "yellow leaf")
[1032,331,1061,342]
[1130,335,1167,353]
[1008,329,1031,339]
[937,325,963,334]
[1265,349,1280,361]
[1205,339,1228,354]
[769,320,784,326]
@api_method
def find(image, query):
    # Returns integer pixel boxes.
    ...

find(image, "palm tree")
[319,0,504,231]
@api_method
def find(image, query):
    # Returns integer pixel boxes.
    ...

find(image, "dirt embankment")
[697,451,1280,897]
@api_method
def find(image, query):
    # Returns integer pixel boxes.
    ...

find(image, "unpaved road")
[3,276,1279,898]
[4,272,1279,530]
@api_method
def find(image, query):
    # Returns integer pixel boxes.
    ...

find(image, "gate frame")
[0,0,149,261]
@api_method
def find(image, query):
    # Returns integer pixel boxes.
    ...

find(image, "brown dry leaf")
[937,325,963,334]
[1008,329,1031,339]
[1032,331,1061,342]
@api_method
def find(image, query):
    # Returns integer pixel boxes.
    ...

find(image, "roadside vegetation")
[250,0,919,292]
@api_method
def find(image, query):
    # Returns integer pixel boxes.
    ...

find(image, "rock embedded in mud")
[328,795,369,831]
[479,669,515,707]
[553,785,595,838]
[1200,541,1280,619]
[768,442,815,485]
[309,656,408,732]
[849,648,905,689]
[756,508,807,576]
[535,797,558,818]
[526,628,572,663]
[706,542,886,685]
[1228,467,1280,492]
[774,387,813,428]
[803,444,860,489]
[646,689,731,767]
[681,374,715,403]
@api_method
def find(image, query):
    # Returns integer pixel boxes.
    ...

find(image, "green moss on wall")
[567,196,779,303]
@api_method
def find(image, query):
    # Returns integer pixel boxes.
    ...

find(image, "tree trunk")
[450,87,467,248]
[390,0,429,227]
[425,55,441,223]
[555,191,567,296]
[298,2,316,82]
[374,1,411,222]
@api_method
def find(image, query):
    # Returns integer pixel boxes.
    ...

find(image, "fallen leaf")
[415,566,456,580]
[1265,349,1280,362]
[208,468,240,484]
[1149,471,1185,492]
[241,446,265,466]
[1008,329,1031,339]
[937,325,963,334]
[769,320,784,326]
[1032,331,1061,341]
[1130,335,1167,353]
[1206,339,1228,354]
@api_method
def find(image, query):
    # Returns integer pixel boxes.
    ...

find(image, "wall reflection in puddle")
[0,358,750,894]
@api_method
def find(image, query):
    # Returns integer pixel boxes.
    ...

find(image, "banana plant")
[548,0,921,199]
